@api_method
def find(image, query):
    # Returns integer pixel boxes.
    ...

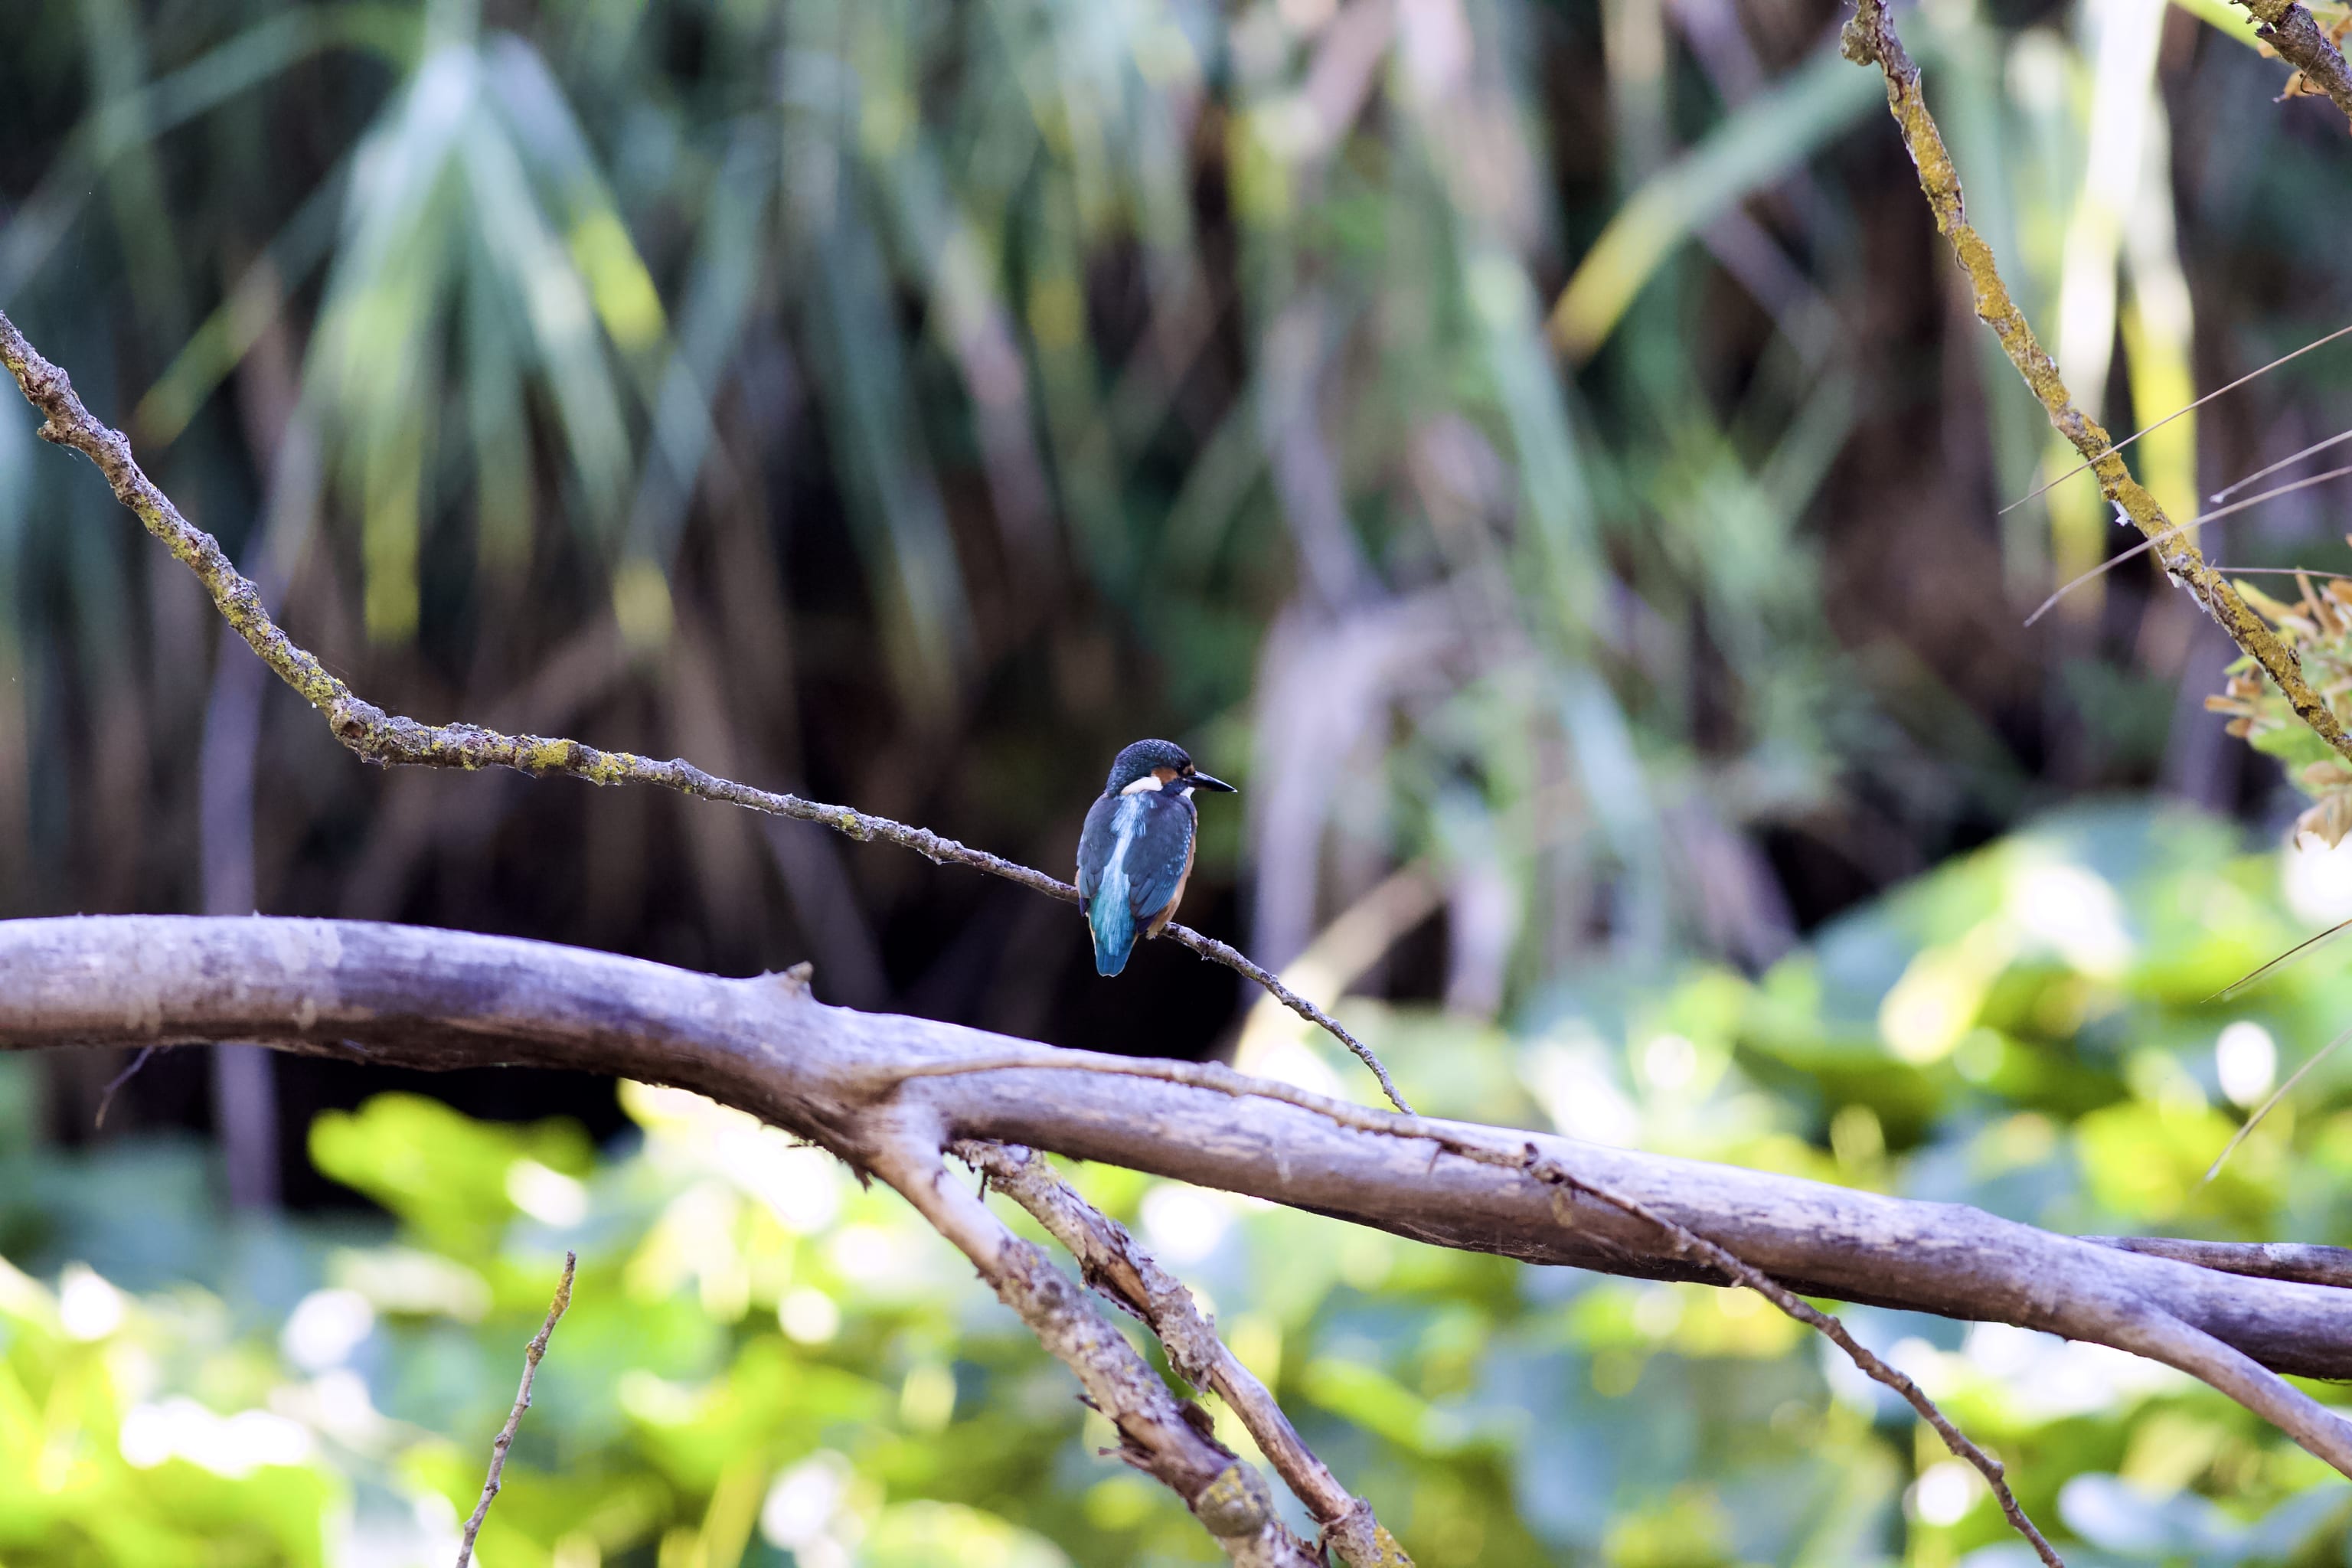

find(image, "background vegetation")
[6,0,2352,1560]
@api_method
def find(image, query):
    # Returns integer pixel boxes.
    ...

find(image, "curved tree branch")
[8,915,2352,1476]
[0,305,1410,1116]
[861,1116,1319,1567]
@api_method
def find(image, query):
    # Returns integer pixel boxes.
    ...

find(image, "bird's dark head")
[1104,738,1236,798]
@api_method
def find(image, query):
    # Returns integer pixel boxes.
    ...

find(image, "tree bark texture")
[8,913,2352,1389]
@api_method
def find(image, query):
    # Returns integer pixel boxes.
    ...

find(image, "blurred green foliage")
[7,800,2352,1565]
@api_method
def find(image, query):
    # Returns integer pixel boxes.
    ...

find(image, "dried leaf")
[2298,789,2352,847]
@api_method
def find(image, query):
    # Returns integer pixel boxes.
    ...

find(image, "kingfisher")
[1076,739,1236,977]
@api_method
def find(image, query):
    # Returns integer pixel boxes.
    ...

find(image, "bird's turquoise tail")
[1089,867,1136,976]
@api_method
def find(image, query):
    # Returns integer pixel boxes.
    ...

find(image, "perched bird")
[1076,738,1236,977]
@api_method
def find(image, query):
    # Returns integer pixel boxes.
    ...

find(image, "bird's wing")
[1123,793,1198,920]
[1076,793,1120,906]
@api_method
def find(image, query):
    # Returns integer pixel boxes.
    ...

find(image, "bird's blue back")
[1076,789,1198,976]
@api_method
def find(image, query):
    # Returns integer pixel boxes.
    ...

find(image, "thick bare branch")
[861,1116,1319,1567]
[1840,0,2352,764]
[0,305,1407,1114]
[10,916,2352,1441]
[960,1142,1410,1568]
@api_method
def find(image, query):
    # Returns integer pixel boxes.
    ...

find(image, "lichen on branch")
[1840,0,2352,769]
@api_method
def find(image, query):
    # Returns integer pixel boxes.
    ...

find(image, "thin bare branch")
[2211,913,2352,1001]
[93,1044,160,1128]
[1840,0,2352,764]
[1522,1155,2065,1568]
[457,1250,577,1568]
[959,1142,1411,1568]
[1160,925,1412,1112]
[0,305,1410,1115]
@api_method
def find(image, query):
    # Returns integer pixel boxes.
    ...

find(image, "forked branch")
[960,1141,1411,1568]
[863,1118,1320,1568]
[20,916,2352,1565]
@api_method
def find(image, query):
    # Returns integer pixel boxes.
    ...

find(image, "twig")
[93,1044,159,1128]
[0,306,1410,1116]
[864,1120,1320,1568]
[959,1142,1412,1568]
[1161,925,1413,1112]
[456,1250,577,1568]
[1839,0,2352,766]
[2211,423,2352,504]
[2022,464,2352,626]
[1521,1158,2066,1568]
[2211,913,2352,1001]
[2201,1019,2352,1183]
[1999,323,2352,516]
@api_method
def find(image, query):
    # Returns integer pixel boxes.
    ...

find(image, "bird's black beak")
[1189,772,1236,793]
